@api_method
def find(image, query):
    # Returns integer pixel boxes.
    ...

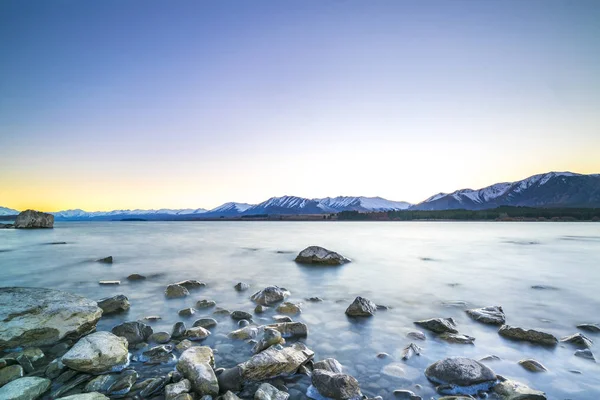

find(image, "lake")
[1,221,599,399]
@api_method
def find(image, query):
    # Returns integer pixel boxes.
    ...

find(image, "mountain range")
[1,171,599,220]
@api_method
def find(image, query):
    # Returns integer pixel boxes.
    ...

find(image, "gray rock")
[172,322,187,339]
[493,379,546,399]
[61,331,129,374]
[50,372,92,398]
[251,286,291,306]
[57,394,109,400]
[213,307,231,316]
[196,299,216,309]
[424,357,497,395]
[175,339,193,352]
[96,256,113,264]
[518,359,547,372]
[345,297,377,317]
[255,382,290,400]
[174,280,206,290]
[165,378,191,400]
[276,302,302,315]
[194,318,218,329]
[149,331,171,344]
[217,366,243,392]
[0,287,102,351]
[267,322,308,338]
[139,375,170,398]
[223,391,242,400]
[228,326,259,340]
[231,310,253,320]
[111,321,153,345]
[255,305,268,313]
[272,315,293,323]
[185,326,211,341]
[84,370,138,395]
[392,390,422,400]
[438,333,475,344]
[0,364,23,387]
[97,295,130,314]
[414,318,457,334]
[401,343,422,360]
[239,343,314,381]
[574,348,595,361]
[235,282,250,292]
[576,323,600,333]
[479,355,501,362]
[313,358,343,373]
[14,210,53,229]
[407,331,426,340]
[311,369,361,399]
[295,246,350,265]
[176,347,218,396]
[498,325,558,346]
[238,320,250,327]
[560,332,593,348]
[465,306,505,325]
[179,308,196,317]
[165,284,190,299]
[0,377,50,399]
[253,328,285,354]
[141,345,176,365]
[126,273,146,281]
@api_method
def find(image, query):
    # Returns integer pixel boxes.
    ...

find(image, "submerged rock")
[414,318,457,334]
[560,332,593,348]
[185,327,211,341]
[231,310,253,320]
[401,343,422,360]
[84,370,138,395]
[97,295,130,314]
[345,297,377,317]
[518,359,547,372]
[177,347,218,396]
[0,287,102,350]
[61,331,129,374]
[196,299,217,309]
[493,379,546,399]
[311,369,361,399]
[438,333,475,344]
[276,302,302,315]
[251,286,291,306]
[407,331,426,340]
[165,284,190,299]
[14,210,54,229]
[140,345,176,365]
[498,325,558,346]
[235,282,250,292]
[126,273,146,281]
[174,280,206,290]
[425,357,497,395]
[96,256,113,264]
[574,349,595,361]
[466,306,505,325]
[194,318,218,329]
[111,321,153,345]
[0,377,51,399]
[295,246,350,265]
[239,343,314,381]
[576,323,600,333]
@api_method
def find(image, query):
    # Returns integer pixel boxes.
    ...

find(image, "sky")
[1,0,599,212]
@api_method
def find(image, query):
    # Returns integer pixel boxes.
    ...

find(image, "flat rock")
[465,306,505,325]
[438,333,475,344]
[425,357,497,395]
[295,246,350,265]
[61,331,129,374]
[560,332,593,348]
[239,343,314,381]
[414,318,457,334]
[97,295,130,314]
[14,210,54,229]
[498,325,558,346]
[345,297,377,317]
[493,379,547,399]
[576,323,600,333]
[111,321,153,345]
[518,359,547,372]
[177,347,218,396]
[0,377,51,399]
[267,322,308,338]
[311,369,361,399]
[276,302,302,315]
[57,394,110,400]
[251,286,291,306]
[174,280,206,290]
[165,284,190,298]
[255,382,290,400]
[0,287,102,350]
[84,370,138,395]
[98,281,120,285]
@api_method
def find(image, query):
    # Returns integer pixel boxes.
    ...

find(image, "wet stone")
[179,308,196,317]
[194,318,218,329]
[414,318,457,334]
[518,359,547,372]
[407,331,426,340]
[401,343,422,360]
[438,333,475,344]
[273,315,293,323]
[576,323,600,333]
[149,331,171,344]
[465,306,505,325]
[127,273,146,281]
[574,349,595,361]
[174,280,206,290]
[165,284,190,299]
[234,282,250,292]
[111,321,153,345]
[196,299,216,309]
[172,322,187,339]
[498,325,558,346]
[345,296,377,317]
[560,332,593,348]
[231,310,253,320]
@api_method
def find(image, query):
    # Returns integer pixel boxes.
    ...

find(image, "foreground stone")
[97,295,130,314]
[311,369,361,399]
[111,321,153,345]
[425,357,497,395]
[438,333,475,345]
[576,323,600,333]
[498,325,558,346]
[313,358,343,373]
[84,370,138,395]
[0,287,102,350]
[165,379,191,400]
[57,394,109,400]
[295,246,350,265]
[62,331,129,374]
[518,359,547,372]
[414,318,457,334]
[253,328,285,354]
[0,364,23,387]
[165,284,190,299]
[14,210,54,229]
[251,286,290,306]
[493,378,546,399]
[560,333,593,348]
[255,383,289,400]
[0,377,51,399]
[465,306,505,325]
[267,322,308,338]
[176,347,218,396]
[345,297,377,317]
[574,349,595,361]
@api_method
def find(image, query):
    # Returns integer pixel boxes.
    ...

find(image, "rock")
[149,331,171,343]
[228,326,259,340]
[196,299,216,309]
[415,318,458,334]
[0,365,23,387]
[98,280,120,285]
[179,308,196,317]
[174,280,206,290]
[165,379,192,400]
[61,331,129,374]
[493,379,546,399]
[311,369,361,399]
[253,328,285,353]
[141,345,176,364]
[574,349,595,361]
[465,306,505,325]
[57,394,109,400]
[560,332,593,348]
[238,320,250,327]
[235,282,250,291]
[126,273,146,280]
[306,297,324,302]
[255,382,290,400]
[185,327,211,341]
[295,246,350,265]
[479,355,501,362]
[255,305,268,313]
[518,359,547,372]
[531,285,558,290]
[272,315,293,323]
[424,357,497,395]
[407,331,426,340]
[313,358,343,373]
[401,343,422,360]
[376,352,390,359]
[176,339,193,352]
[14,210,53,229]
[251,286,291,306]
[50,372,92,398]
[84,370,137,395]
[217,366,243,392]
[576,323,600,333]
[194,318,218,329]
[177,347,218,396]
[166,284,190,298]
[276,302,302,315]
[224,391,242,400]
[392,390,422,400]
[438,333,475,344]
[0,287,102,351]
[345,297,377,317]
[267,322,308,338]
[239,343,314,381]
[111,321,153,345]
[498,325,558,346]
[172,322,187,339]
[231,310,253,320]
[96,256,113,264]
[0,377,51,399]
[45,358,66,379]
[97,295,130,314]
[139,375,170,397]
[173,395,194,400]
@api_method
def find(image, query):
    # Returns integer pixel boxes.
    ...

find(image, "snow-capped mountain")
[203,202,253,217]
[52,208,207,220]
[411,172,600,210]
[243,196,323,215]
[317,196,411,212]
[0,206,19,216]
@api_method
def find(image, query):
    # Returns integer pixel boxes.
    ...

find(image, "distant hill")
[0,206,18,216]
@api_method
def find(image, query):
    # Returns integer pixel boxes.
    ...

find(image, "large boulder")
[0,287,102,351]
[345,297,377,317]
[493,379,546,399]
[465,306,505,325]
[295,246,350,265]
[425,357,497,395]
[14,210,54,229]
[498,325,558,346]
[251,286,290,306]
[239,343,314,381]
[0,377,51,399]
[111,321,153,345]
[61,331,129,374]
[176,347,218,396]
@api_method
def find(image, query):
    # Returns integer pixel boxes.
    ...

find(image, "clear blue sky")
[1,0,599,211]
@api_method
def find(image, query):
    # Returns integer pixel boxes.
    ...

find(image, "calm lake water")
[1,221,599,399]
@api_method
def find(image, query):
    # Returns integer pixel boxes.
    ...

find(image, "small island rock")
[14,210,54,229]
[295,246,350,265]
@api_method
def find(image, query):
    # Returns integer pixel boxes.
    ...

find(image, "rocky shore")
[0,246,596,399]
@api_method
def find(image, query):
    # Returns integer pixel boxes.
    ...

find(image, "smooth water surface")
[1,221,599,399]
